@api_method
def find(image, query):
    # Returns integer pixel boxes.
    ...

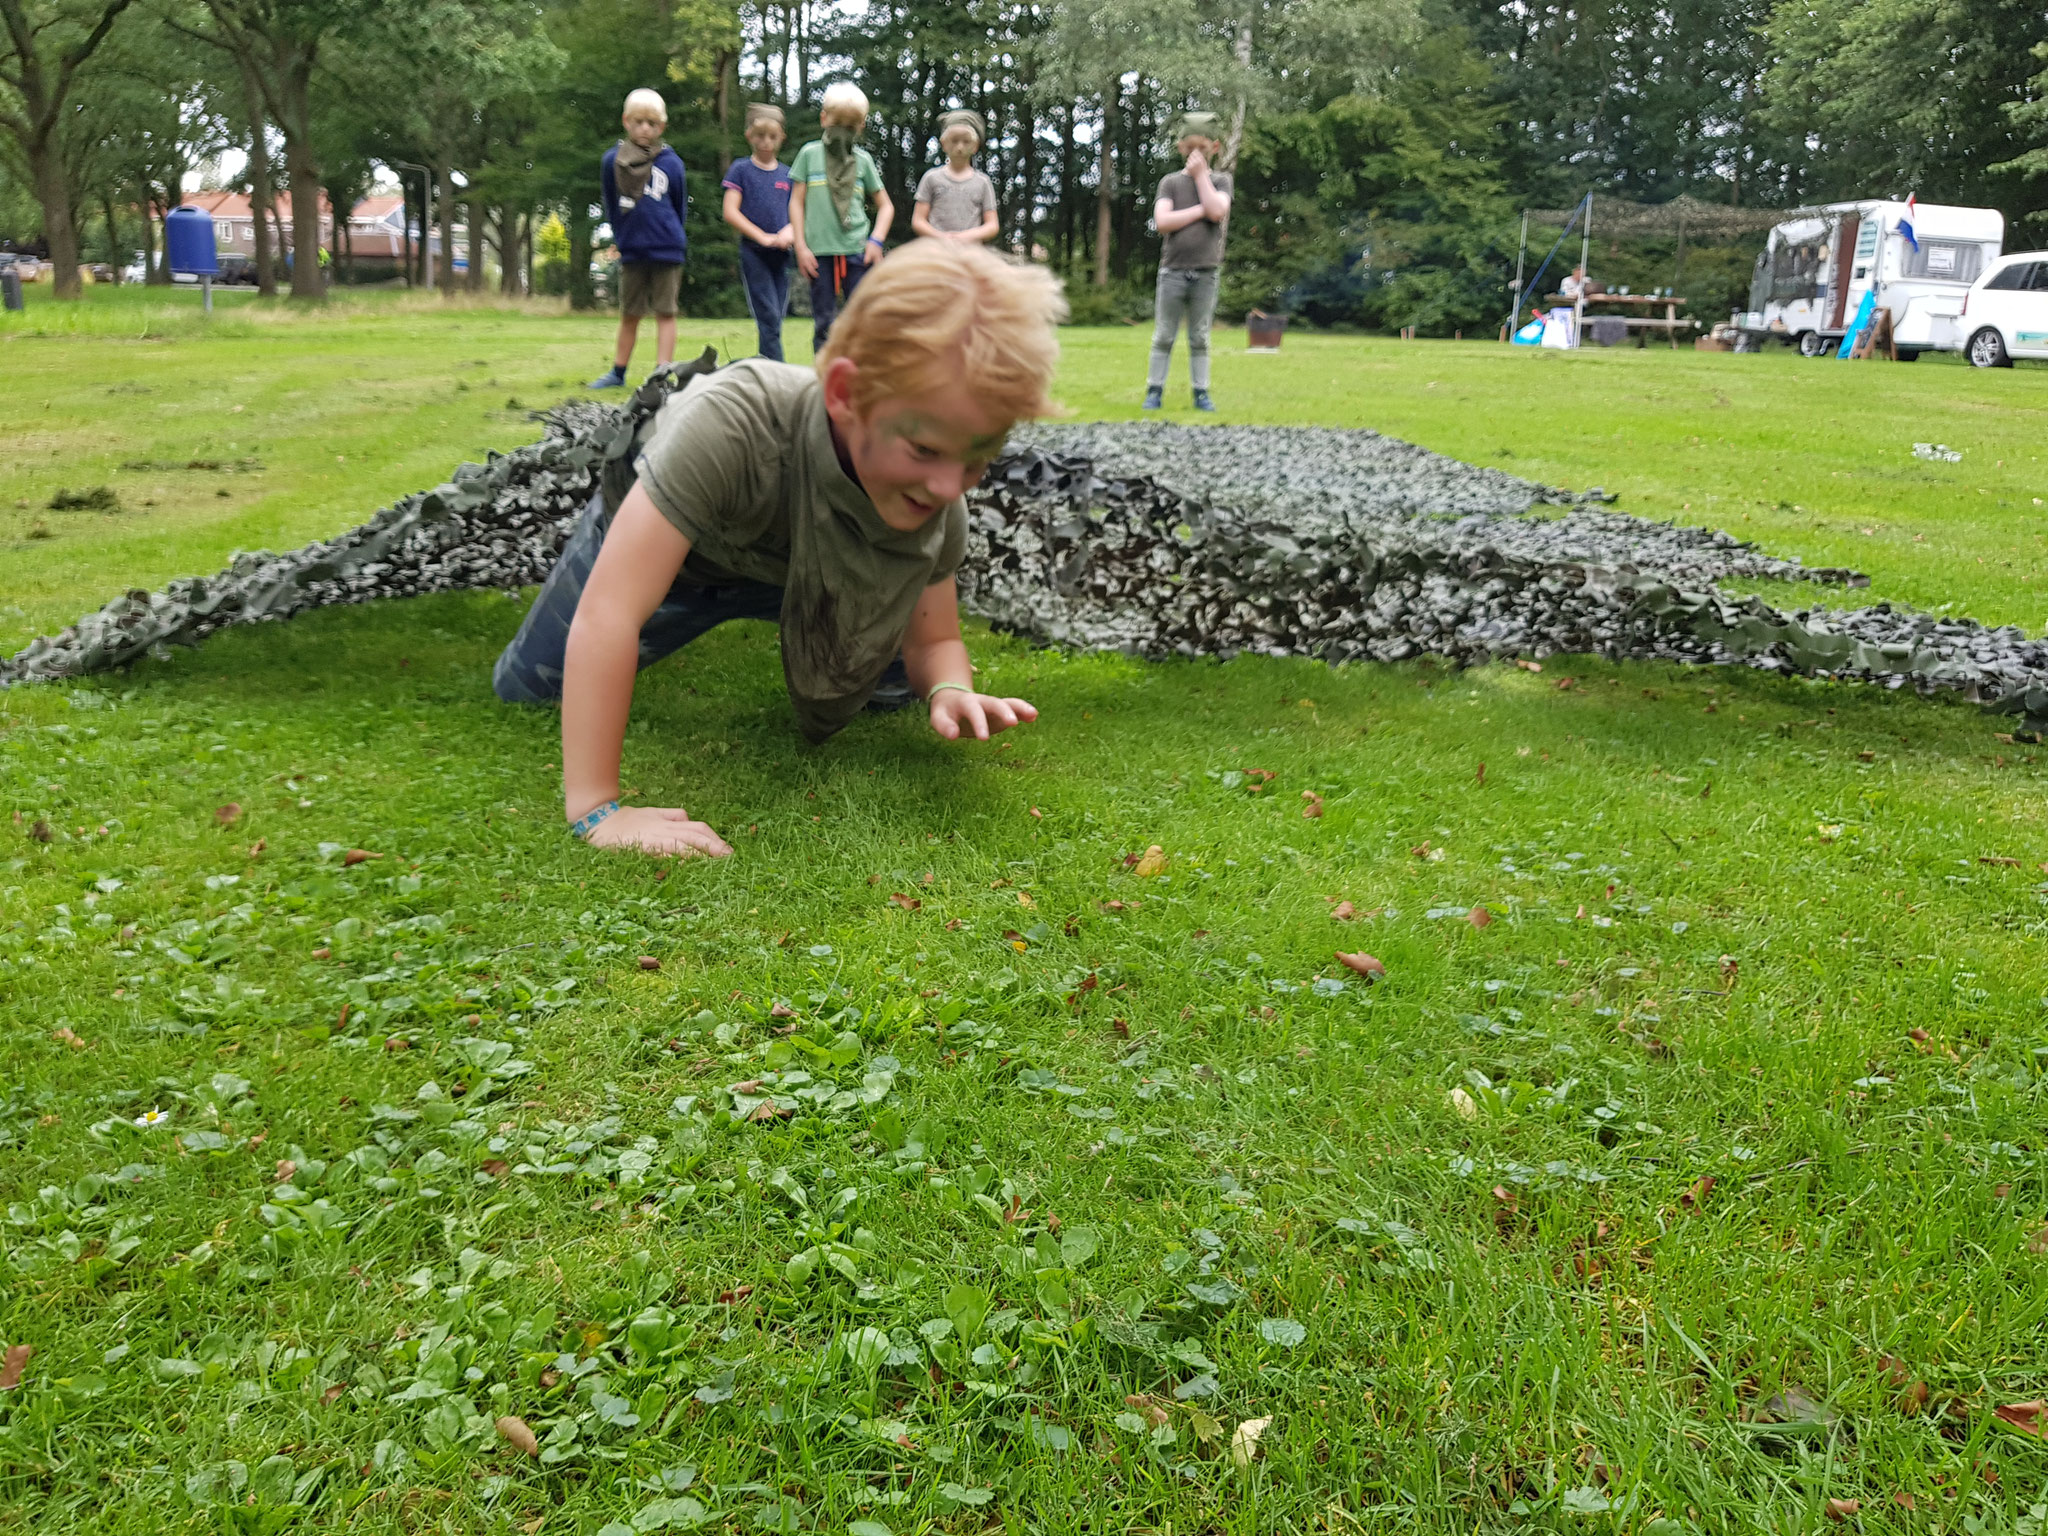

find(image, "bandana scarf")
[614,137,666,203]
[823,123,861,226]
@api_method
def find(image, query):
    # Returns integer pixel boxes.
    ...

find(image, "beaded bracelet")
[569,800,621,841]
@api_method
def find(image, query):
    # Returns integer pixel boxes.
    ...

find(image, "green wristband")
[925,681,973,702]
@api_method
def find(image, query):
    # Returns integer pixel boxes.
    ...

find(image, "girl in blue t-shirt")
[721,104,795,361]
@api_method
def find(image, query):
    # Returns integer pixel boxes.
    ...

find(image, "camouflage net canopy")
[5,357,2045,735]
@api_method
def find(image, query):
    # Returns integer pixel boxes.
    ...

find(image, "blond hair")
[819,241,1066,423]
[623,88,667,124]
[820,82,870,126]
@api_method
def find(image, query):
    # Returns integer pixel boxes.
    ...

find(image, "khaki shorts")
[620,260,682,318]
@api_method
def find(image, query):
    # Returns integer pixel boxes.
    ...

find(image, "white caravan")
[1737,200,2004,358]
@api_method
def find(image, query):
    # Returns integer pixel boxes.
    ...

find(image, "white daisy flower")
[134,1107,170,1129]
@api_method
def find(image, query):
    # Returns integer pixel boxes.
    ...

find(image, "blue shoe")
[1192,389,1217,413]
[588,366,626,389]
[1142,387,1163,411]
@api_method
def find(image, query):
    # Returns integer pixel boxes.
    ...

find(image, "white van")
[1737,200,2004,358]
[1961,251,2048,367]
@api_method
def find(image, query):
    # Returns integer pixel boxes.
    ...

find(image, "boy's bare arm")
[870,187,896,244]
[901,577,1037,742]
[790,181,817,277]
[1155,198,1208,233]
[562,484,734,858]
[722,187,773,246]
[910,199,938,240]
[971,208,1001,243]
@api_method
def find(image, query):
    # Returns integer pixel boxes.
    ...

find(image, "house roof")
[176,189,404,224]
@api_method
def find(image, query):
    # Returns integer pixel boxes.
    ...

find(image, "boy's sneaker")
[1192,389,1217,413]
[1141,386,1163,411]
[588,365,626,389]
[864,656,917,713]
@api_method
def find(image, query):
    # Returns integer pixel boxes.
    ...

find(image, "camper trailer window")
[1903,241,1981,283]
[1769,240,1826,303]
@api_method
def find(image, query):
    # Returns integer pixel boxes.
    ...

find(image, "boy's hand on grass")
[584,806,734,859]
[929,690,1037,742]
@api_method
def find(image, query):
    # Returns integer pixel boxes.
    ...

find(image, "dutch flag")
[1898,194,1919,252]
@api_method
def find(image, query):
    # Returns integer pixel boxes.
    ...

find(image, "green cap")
[1173,111,1224,144]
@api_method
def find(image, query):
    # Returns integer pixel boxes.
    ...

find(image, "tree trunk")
[239,56,278,295]
[32,146,85,299]
[1093,81,1117,287]
[714,49,732,170]
[276,55,325,299]
[101,193,121,272]
[1221,23,1252,171]
[499,205,518,294]
[1060,103,1075,267]
[568,199,595,311]
[1018,100,1037,253]
[522,212,534,297]
[468,189,488,292]
[435,162,455,295]
[137,184,162,282]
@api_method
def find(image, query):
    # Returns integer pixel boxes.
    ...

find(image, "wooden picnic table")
[1548,291,1697,349]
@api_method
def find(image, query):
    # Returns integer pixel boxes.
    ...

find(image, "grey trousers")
[1148,266,1220,390]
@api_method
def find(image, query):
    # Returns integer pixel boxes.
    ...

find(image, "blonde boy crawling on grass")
[491,240,1066,859]
[911,110,1000,245]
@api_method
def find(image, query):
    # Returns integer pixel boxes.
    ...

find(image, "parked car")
[1962,251,2048,368]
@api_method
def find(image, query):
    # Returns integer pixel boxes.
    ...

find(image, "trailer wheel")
[1967,328,2012,369]
[1894,349,1921,362]
[1797,331,1829,358]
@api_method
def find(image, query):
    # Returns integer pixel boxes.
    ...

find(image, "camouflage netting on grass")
[5,357,2045,735]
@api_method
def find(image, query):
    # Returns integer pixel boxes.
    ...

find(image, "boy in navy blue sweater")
[591,88,689,389]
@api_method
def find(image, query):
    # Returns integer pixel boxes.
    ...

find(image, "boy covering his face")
[592,89,690,390]
[492,240,1068,859]
[789,83,896,352]
[1144,112,1232,414]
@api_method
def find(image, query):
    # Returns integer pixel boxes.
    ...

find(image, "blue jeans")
[807,250,871,353]
[739,242,790,362]
[493,489,783,704]
[492,488,910,706]
[1148,266,1220,390]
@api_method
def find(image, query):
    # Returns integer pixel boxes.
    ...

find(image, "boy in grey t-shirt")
[911,109,1000,243]
[1145,112,1233,413]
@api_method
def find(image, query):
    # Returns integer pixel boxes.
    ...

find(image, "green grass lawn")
[4,287,2048,1534]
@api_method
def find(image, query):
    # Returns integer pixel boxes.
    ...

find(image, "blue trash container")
[164,205,219,312]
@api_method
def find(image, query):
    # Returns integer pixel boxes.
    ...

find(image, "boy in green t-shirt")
[789,82,895,351]
[491,239,1068,860]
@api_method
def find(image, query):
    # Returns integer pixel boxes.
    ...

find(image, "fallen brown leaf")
[51,1026,86,1050]
[247,839,265,858]
[1681,1174,1716,1210]
[311,947,332,960]
[637,956,661,971]
[383,1036,411,1053]
[1978,855,2021,868]
[1824,1498,1860,1520]
[944,917,964,930]
[888,892,921,911]
[321,1382,348,1405]
[1891,1493,1917,1511]
[770,1001,797,1019]
[342,849,381,867]
[1468,906,1492,929]
[1475,761,1486,786]
[1133,845,1168,877]
[1899,1380,1929,1413]
[215,803,243,825]
[0,1344,28,1391]
[1555,677,1576,691]
[718,1285,754,1305]
[1410,840,1432,859]
[1335,951,1385,981]
[1877,1354,1911,1386]
[2029,1225,2048,1255]
[1515,658,1543,673]
[275,1159,297,1183]
[1124,1394,1170,1429]
[1300,790,1324,819]
[1230,1415,1272,1469]
[480,1160,510,1179]
[748,1101,792,1122]
[28,820,52,843]
[1029,806,1043,819]
[496,1415,541,1457]
[1994,1400,2046,1437]
[1330,901,1357,921]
